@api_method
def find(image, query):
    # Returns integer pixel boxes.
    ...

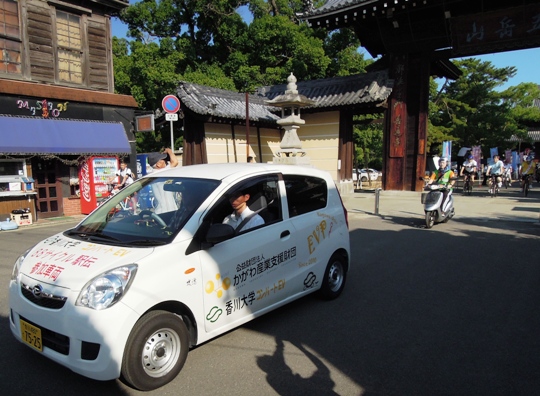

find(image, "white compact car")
[352,168,380,182]
[9,163,350,391]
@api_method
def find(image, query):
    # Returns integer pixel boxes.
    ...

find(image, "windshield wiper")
[127,239,167,246]
[66,230,121,242]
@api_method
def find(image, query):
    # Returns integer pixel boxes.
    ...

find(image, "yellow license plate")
[20,319,43,352]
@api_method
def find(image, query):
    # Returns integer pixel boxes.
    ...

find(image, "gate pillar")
[383,53,430,191]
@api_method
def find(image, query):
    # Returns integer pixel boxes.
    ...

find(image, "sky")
[111,9,539,91]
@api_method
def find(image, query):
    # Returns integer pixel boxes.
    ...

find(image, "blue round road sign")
[162,95,181,113]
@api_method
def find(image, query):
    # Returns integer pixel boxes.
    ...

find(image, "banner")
[472,146,482,183]
[472,146,481,165]
[490,147,499,160]
[442,141,452,165]
[512,151,519,180]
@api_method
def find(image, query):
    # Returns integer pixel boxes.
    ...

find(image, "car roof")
[143,163,332,182]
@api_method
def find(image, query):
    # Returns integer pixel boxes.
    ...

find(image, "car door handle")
[280,230,290,238]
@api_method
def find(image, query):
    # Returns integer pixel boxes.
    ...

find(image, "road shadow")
[256,338,339,396]
[245,223,540,395]
[0,314,130,395]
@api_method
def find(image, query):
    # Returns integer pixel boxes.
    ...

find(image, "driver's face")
[229,192,249,211]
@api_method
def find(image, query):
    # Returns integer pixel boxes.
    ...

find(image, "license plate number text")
[20,319,43,352]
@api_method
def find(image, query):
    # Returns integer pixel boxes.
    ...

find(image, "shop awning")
[0,116,132,155]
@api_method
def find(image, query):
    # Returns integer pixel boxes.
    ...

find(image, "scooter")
[421,179,455,229]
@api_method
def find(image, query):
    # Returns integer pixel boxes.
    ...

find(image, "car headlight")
[76,265,138,310]
[11,248,31,283]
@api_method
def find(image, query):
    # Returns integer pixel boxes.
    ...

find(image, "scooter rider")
[428,157,455,207]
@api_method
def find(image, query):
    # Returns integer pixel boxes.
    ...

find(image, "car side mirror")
[204,223,235,246]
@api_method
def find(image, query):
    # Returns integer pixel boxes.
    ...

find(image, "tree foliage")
[113,1,372,152]
[113,2,539,164]
[354,115,383,171]
[428,58,540,157]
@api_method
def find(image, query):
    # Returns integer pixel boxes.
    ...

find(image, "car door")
[282,174,330,293]
[196,174,299,334]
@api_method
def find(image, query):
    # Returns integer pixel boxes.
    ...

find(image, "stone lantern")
[266,73,315,165]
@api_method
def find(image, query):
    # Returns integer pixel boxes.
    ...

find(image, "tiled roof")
[509,130,540,142]
[259,70,393,110]
[298,0,372,18]
[176,83,281,124]
[177,71,393,122]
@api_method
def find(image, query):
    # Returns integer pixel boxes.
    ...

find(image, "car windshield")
[66,176,220,246]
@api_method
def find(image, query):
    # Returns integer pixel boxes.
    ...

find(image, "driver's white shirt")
[223,207,264,232]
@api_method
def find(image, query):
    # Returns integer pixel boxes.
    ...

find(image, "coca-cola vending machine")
[79,156,119,214]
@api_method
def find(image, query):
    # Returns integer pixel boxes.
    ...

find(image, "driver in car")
[222,190,264,232]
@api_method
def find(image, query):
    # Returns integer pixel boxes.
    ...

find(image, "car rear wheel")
[121,310,189,391]
[319,253,347,300]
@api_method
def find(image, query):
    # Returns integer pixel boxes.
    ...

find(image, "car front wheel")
[121,310,189,391]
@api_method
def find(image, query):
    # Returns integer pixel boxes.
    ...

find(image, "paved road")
[1,188,539,396]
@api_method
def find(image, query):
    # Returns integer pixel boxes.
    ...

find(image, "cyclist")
[521,155,535,190]
[115,161,135,189]
[460,154,478,182]
[428,157,455,207]
[486,155,504,189]
[504,159,513,178]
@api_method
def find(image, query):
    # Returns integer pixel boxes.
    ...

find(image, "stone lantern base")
[273,150,311,165]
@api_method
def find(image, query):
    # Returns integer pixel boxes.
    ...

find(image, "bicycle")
[521,174,532,197]
[462,173,473,195]
[488,174,500,197]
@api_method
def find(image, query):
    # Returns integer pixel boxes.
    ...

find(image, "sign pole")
[162,95,181,152]
[170,120,174,151]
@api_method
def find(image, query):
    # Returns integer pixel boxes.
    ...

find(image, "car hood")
[18,232,154,290]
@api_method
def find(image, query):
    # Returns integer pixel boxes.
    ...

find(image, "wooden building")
[0,0,137,222]
[176,71,393,190]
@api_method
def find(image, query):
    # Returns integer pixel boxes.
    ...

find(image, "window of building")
[56,10,82,84]
[0,158,28,195]
[0,0,22,75]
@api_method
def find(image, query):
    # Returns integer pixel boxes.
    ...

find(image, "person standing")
[148,148,180,214]
[148,148,179,172]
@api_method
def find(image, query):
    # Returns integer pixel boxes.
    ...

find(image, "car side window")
[283,175,327,217]
[205,175,282,233]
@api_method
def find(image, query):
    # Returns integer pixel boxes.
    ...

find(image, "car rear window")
[284,175,327,217]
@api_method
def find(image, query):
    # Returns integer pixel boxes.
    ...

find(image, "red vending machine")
[79,156,119,214]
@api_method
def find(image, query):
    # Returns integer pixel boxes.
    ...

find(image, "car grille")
[21,283,67,309]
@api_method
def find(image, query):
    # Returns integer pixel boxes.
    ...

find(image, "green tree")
[113,1,374,154]
[428,58,540,157]
[353,115,384,171]
[501,82,540,131]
